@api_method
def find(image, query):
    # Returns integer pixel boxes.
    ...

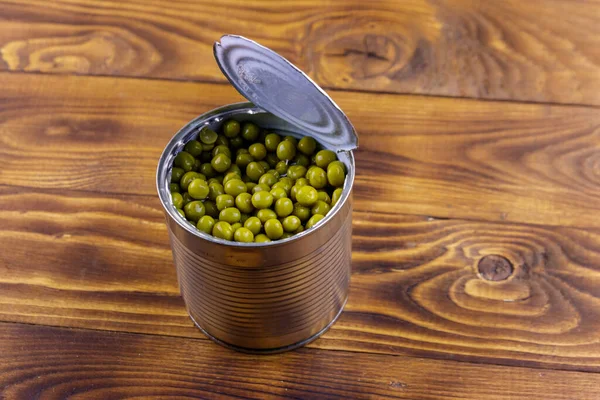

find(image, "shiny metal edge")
[188,295,348,354]
[213,34,359,152]
[156,103,355,249]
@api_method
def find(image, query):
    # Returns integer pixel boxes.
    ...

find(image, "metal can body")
[157,103,354,353]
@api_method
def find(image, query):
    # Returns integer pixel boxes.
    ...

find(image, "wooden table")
[2,1,600,398]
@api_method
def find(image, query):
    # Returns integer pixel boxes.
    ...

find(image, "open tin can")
[156,35,358,353]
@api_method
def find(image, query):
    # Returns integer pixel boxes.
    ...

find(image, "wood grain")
[2,72,600,228]
[1,0,600,105]
[3,186,600,371]
[2,322,600,400]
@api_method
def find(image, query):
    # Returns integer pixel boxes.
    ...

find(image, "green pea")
[246,161,265,182]
[234,227,254,243]
[244,216,262,236]
[264,133,281,152]
[230,136,244,148]
[315,150,337,169]
[237,148,249,156]
[296,186,319,206]
[235,192,254,214]
[180,172,202,191]
[282,215,301,232]
[271,182,290,195]
[246,182,257,192]
[270,187,288,201]
[174,151,195,172]
[265,153,280,168]
[223,120,240,138]
[291,179,309,201]
[255,234,271,243]
[171,167,185,183]
[258,173,278,187]
[306,214,325,229]
[200,163,216,178]
[222,172,240,185]
[276,140,296,161]
[257,209,278,224]
[176,208,186,218]
[199,127,218,145]
[294,225,304,234]
[216,135,229,147]
[249,143,267,160]
[197,215,215,235]
[287,165,307,180]
[327,161,346,187]
[231,222,242,233]
[184,201,205,222]
[275,197,294,217]
[281,232,293,239]
[188,179,210,200]
[259,161,270,171]
[317,191,331,204]
[216,194,235,211]
[293,153,311,167]
[331,188,343,206]
[227,164,242,176]
[293,203,311,222]
[212,221,233,241]
[171,192,184,209]
[204,200,219,218]
[295,178,309,187]
[207,178,220,185]
[182,192,193,206]
[278,177,293,192]
[184,140,203,157]
[170,183,180,193]
[275,161,288,176]
[241,122,259,141]
[252,183,270,194]
[219,207,241,224]
[208,182,225,201]
[212,145,232,159]
[283,136,298,146]
[236,153,254,169]
[308,166,327,189]
[224,179,247,197]
[312,200,331,216]
[252,191,274,209]
[297,136,317,155]
[211,153,231,173]
[264,219,284,240]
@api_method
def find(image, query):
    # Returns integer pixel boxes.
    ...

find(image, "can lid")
[214,35,358,152]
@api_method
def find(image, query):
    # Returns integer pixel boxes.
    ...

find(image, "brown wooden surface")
[1,0,600,105]
[4,322,600,400]
[3,72,600,229]
[2,0,600,398]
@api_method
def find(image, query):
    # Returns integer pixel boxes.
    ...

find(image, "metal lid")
[213,35,358,152]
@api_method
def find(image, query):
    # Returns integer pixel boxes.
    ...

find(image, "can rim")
[156,102,355,248]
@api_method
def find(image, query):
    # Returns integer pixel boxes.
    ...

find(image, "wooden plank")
[1,322,600,400]
[1,0,600,105]
[3,187,600,371]
[1,72,600,228]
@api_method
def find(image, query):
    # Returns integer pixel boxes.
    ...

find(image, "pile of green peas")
[169,120,346,243]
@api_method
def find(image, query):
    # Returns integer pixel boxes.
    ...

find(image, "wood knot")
[477,255,513,281]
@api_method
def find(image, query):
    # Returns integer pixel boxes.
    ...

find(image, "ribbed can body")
[157,103,354,352]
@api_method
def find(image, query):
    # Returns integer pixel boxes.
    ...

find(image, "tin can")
[156,36,358,353]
